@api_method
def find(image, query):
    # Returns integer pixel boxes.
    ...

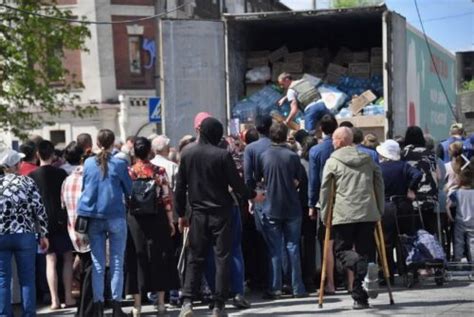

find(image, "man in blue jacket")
[440,123,465,163]
[257,121,306,298]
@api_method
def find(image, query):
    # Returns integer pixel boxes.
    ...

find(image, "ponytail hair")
[449,141,464,174]
[96,129,115,178]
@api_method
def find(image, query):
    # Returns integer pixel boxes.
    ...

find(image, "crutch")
[318,179,335,308]
[374,221,395,305]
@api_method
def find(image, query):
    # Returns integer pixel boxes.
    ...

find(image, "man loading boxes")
[277,72,331,132]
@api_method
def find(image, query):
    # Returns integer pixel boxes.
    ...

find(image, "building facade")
[1,0,288,149]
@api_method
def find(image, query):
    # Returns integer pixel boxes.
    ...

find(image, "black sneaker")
[353,300,370,310]
[262,290,282,300]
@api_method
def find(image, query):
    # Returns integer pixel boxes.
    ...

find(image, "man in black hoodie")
[175,117,264,317]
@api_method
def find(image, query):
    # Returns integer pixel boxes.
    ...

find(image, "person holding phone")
[0,148,49,316]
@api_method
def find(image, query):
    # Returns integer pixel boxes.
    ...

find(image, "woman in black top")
[401,126,439,234]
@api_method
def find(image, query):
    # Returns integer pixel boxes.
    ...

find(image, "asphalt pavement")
[35,275,474,316]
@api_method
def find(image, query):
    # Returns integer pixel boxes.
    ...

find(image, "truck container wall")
[405,24,456,141]
[159,19,226,144]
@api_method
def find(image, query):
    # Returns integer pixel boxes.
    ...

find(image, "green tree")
[332,0,382,9]
[461,80,474,92]
[0,0,91,137]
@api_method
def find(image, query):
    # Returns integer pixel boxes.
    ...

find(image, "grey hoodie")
[320,146,384,226]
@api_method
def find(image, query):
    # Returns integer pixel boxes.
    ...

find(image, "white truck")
[158,5,456,143]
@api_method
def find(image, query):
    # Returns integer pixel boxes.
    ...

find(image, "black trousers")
[77,252,93,317]
[333,222,376,302]
[301,207,317,288]
[382,200,417,277]
[182,208,232,306]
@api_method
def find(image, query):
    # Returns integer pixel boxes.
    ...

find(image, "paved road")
[36,277,474,316]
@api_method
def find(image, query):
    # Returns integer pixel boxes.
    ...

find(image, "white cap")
[376,139,400,161]
[0,149,25,168]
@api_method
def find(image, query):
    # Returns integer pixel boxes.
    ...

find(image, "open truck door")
[159,20,226,144]
[384,11,408,139]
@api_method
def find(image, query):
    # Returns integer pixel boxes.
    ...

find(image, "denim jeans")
[205,205,245,295]
[253,204,273,289]
[453,219,474,262]
[0,233,37,317]
[88,217,127,302]
[265,216,305,295]
[303,101,330,132]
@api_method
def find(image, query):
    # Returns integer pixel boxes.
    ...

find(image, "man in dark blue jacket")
[257,121,306,298]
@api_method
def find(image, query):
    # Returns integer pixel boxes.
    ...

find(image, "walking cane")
[318,179,335,308]
[374,221,395,305]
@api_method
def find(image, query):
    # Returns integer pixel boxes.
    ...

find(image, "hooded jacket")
[320,146,384,226]
[174,118,256,217]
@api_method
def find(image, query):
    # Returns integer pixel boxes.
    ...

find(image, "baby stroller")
[390,195,446,287]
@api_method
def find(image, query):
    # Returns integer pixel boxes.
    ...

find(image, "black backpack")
[129,178,159,216]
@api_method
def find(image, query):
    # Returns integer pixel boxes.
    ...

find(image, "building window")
[128,36,142,75]
[50,130,66,146]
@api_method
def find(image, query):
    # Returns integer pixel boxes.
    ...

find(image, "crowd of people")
[1,109,474,316]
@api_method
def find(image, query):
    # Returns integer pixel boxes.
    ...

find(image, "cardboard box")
[305,57,325,73]
[272,62,284,82]
[327,63,348,76]
[305,57,325,67]
[348,63,370,78]
[371,47,383,56]
[304,47,320,57]
[352,51,369,63]
[245,83,266,97]
[247,57,268,68]
[269,46,289,63]
[282,62,304,74]
[334,47,352,65]
[349,90,377,115]
[370,55,383,67]
[325,73,341,85]
[371,66,383,76]
[248,50,270,58]
[285,52,304,63]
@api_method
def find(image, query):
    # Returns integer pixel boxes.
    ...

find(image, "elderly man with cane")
[319,127,385,309]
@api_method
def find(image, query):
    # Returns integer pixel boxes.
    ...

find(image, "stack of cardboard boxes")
[245,46,383,96]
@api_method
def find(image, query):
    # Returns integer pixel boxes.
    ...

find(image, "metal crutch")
[318,179,335,308]
[374,221,395,305]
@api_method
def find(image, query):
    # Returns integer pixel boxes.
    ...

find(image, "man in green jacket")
[320,127,384,309]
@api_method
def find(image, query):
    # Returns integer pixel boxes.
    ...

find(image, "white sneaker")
[364,262,379,299]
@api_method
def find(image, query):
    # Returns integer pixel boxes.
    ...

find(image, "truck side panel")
[406,24,456,141]
[160,20,226,144]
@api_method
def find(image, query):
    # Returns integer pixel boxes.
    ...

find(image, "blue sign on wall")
[148,97,161,123]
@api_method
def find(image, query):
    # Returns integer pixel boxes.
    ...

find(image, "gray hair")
[424,134,436,152]
[152,135,171,153]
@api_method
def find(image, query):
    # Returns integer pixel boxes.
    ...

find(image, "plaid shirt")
[61,166,90,253]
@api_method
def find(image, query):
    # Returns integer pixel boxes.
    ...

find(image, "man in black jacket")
[175,117,263,317]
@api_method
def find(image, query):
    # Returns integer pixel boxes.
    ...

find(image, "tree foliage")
[332,0,382,9]
[461,80,474,92]
[0,0,91,138]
